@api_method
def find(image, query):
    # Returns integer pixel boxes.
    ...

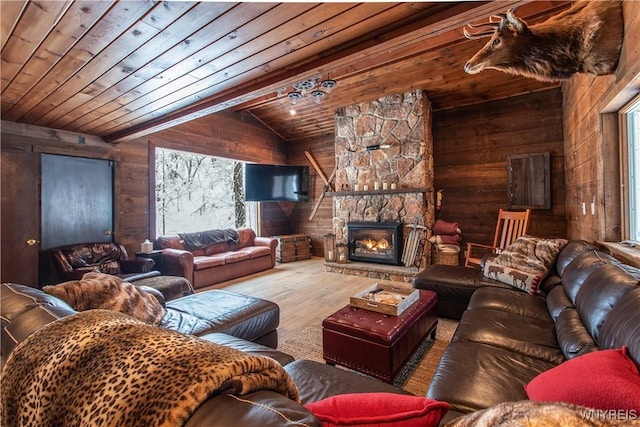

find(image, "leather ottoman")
[322,289,438,383]
[134,275,195,301]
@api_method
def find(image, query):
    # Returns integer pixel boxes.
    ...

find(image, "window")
[154,148,257,236]
[621,96,640,241]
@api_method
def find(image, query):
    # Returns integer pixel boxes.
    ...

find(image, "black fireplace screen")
[347,222,403,265]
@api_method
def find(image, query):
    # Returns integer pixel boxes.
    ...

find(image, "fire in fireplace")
[347,222,403,265]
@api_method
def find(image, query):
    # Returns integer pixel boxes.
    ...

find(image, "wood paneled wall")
[286,89,569,257]
[562,1,640,242]
[432,89,567,248]
[267,134,336,256]
[1,110,287,259]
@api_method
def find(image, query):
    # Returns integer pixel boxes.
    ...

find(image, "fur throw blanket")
[1,310,299,427]
[444,400,640,426]
[179,228,240,251]
[43,272,165,325]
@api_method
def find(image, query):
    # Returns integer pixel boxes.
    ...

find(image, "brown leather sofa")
[155,228,277,289]
[50,242,160,283]
[415,240,640,414]
[1,283,281,355]
[1,283,416,426]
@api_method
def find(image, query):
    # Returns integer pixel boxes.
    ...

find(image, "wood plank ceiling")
[1,1,569,144]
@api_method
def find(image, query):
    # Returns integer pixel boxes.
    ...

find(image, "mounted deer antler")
[463,1,623,82]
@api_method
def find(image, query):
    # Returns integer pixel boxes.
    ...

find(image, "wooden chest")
[275,234,311,263]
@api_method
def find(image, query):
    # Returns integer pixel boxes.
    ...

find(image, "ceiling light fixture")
[282,75,338,107]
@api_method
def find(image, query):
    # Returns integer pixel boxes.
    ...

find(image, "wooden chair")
[464,209,531,268]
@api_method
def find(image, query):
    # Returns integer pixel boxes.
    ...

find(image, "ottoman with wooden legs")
[322,290,438,383]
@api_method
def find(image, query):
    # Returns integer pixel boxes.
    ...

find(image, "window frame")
[619,94,640,241]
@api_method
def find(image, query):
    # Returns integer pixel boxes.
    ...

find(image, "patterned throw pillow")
[483,236,567,294]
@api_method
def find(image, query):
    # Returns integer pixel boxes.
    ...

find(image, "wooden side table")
[136,249,163,273]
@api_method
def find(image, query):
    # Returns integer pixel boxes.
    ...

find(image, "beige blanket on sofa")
[1,310,299,427]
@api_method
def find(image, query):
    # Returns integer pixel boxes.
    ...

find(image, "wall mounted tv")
[245,164,310,202]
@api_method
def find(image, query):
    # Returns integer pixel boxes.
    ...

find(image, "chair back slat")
[492,209,531,251]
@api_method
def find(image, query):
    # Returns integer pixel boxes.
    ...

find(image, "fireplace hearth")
[348,222,403,265]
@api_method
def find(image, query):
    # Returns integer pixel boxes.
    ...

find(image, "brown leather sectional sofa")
[1,282,415,426]
[414,240,640,414]
[3,240,639,425]
[155,228,277,289]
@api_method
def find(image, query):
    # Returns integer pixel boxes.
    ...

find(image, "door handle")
[26,239,39,246]
[104,230,113,236]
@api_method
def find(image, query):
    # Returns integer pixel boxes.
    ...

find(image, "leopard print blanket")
[1,310,299,427]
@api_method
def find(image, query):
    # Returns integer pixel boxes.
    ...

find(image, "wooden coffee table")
[322,289,438,383]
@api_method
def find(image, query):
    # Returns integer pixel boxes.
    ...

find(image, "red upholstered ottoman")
[322,289,438,383]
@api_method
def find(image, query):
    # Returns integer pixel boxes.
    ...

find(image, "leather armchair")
[51,242,161,283]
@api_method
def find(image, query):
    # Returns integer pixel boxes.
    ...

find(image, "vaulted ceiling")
[1,1,569,144]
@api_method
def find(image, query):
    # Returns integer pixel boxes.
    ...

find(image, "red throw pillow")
[525,347,640,411]
[304,393,449,427]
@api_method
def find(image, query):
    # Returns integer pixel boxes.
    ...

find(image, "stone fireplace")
[326,90,435,281]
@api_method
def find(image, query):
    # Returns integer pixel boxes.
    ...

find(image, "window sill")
[597,241,640,268]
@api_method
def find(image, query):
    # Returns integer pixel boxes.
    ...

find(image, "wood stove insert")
[347,222,403,265]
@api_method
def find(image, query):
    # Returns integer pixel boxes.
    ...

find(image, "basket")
[431,249,459,266]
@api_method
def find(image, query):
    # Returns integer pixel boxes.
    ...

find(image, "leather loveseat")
[415,240,640,414]
[155,228,277,289]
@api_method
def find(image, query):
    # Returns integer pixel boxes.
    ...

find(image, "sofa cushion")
[525,347,640,411]
[240,246,273,259]
[427,341,556,413]
[453,307,563,365]
[223,251,252,264]
[560,250,617,304]
[467,287,548,320]
[161,289,280,340]
[284,360,412,405]
[42,272,165,325]
[193,255,226,269]
[554,307,598,359]
[545,285,574,320]
[230,228,257,251]
[598,287,640,367]
[575,263,640,341]
[554,240,597,276]
[304,393,449,427]
[482,236,567,295]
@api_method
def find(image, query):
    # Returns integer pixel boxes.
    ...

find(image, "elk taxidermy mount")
[463,1,624,82]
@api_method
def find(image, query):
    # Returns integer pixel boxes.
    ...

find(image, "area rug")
[278,317,457,396]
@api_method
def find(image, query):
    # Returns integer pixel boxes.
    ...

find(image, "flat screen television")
[244,164,309,202]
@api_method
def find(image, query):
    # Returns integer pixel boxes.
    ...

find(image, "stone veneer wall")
[332,90,435,268]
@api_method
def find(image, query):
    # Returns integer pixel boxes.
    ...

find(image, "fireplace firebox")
[347,222,403,265]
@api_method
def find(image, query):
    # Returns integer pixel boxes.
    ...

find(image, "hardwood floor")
[199,257,415,343]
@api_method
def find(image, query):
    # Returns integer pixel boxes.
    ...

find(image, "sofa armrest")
[254,236,278,266]
[119,258,155,273]
[254,236,276,248]
[161,248,194,282]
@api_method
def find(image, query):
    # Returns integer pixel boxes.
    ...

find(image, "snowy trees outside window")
[155,148,253,236]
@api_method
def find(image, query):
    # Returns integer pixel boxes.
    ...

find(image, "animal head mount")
[463,1,624,82]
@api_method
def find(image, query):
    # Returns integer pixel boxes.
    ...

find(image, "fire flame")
[358,238,390,251]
